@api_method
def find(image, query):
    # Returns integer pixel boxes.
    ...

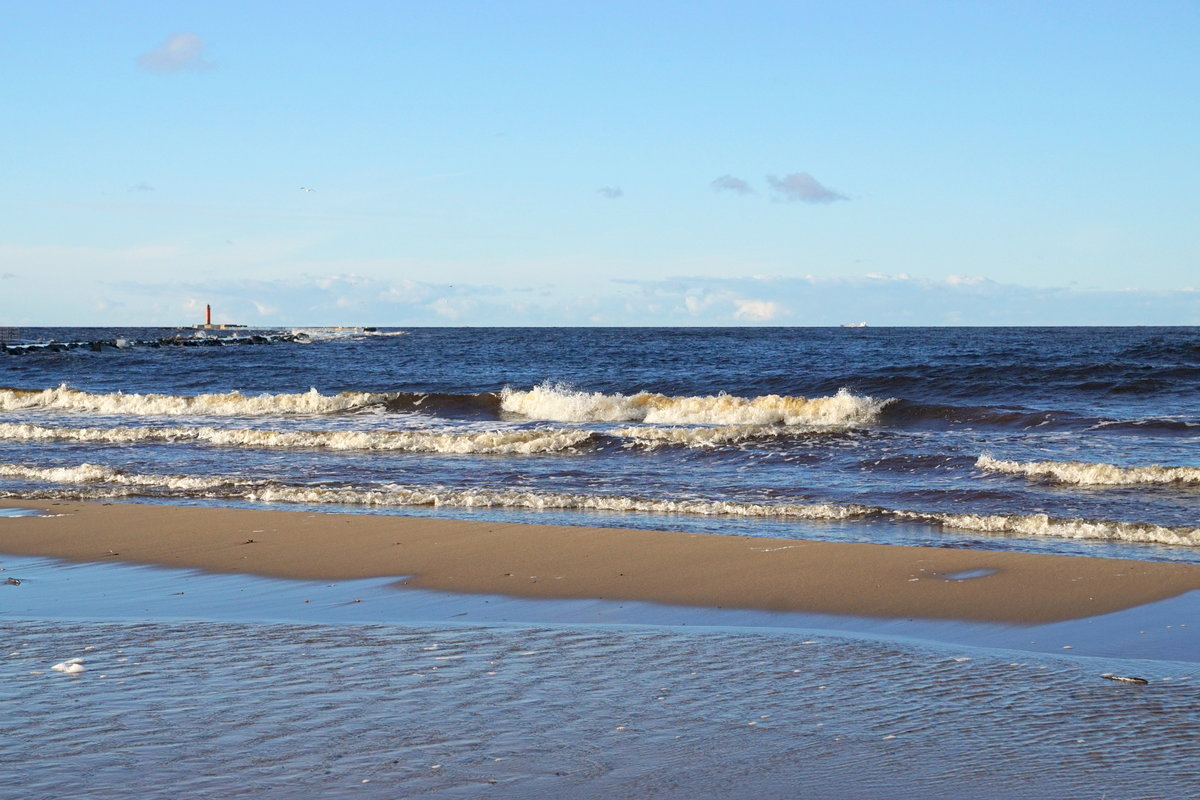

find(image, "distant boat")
[840,322,868,328]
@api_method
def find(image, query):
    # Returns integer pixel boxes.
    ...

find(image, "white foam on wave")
[0,463,249,491]
[6,461,1198,548]
[897,509,1200,548]
[977,454,1200,486]
[607,424,834,449]
[0,420,842,454]
[0,385,391,417]
[244,484,876,521]
[0,422,594,455]
[500,384,887,426]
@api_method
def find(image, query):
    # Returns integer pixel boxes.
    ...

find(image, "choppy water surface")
[2,326,1198,559]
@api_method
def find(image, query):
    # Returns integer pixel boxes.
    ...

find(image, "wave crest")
[500,384,887,426]
[0,422,595,455]
[897,509,1200,548]
[5,461,1197,548]
[609,425,777,449]
[0,385,393,417]
[0,462,248,491]
[608,424,854,449]
[976,454,1200,486]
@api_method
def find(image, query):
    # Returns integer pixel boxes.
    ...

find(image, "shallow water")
[6,616,1198,800]
[4,550,1199,799]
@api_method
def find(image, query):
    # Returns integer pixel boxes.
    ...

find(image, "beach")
[5,500,1200,798]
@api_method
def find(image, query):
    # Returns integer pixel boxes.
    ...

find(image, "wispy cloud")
[138,33,212,74]
[129,183,155,192]
[597,186,624,199]
[622,274,1200,325]
[766,172,847,204]
[111,273,510,326]
[711,175,754,195]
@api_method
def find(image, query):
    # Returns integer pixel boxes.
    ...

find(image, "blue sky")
[2,1,1197,326]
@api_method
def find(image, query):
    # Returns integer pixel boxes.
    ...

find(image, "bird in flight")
[299,187,315,192]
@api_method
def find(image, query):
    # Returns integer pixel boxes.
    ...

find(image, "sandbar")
[2,500,1198,623]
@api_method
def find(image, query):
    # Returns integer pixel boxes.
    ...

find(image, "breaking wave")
[892,509,1200,548]
[976,454,1200,486]
[500,384,887,426]
[0,421,858,454]
[0,385,394,417]
[4,461,1198,548]
[0,422,596,455]
[609,424,854,449]
[3,383,890,426]
[0,463,248,492]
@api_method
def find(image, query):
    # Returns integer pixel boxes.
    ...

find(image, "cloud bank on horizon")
[1,4,1197,326]
[2,270,1193,327]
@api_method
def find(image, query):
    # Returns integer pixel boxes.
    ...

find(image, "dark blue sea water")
[3,326,1198,561]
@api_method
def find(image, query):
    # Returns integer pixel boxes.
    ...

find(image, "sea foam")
[977,454,1200,486]
[0,422,595,455]
[607,424,844,449]
[6,461,1198,548]
[500,384,887,426]
[0,385,391,417]
[0,420,846,454]
[0,463,250,491]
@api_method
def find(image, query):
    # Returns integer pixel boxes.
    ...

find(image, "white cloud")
[733,299,782,321]
[429,296,478,319]
[138,33,212,74]
[946,274,989,286]
[381,281,436,304]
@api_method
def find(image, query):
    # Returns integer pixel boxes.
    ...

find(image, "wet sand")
[3,500,1199,623]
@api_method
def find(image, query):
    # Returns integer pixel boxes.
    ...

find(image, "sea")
[3,326,1200,799]
[1,326,1198,559]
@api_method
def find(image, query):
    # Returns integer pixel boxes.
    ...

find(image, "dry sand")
[3,499,1198,623]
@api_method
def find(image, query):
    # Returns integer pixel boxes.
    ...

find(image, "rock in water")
[1102,674,1149,685]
